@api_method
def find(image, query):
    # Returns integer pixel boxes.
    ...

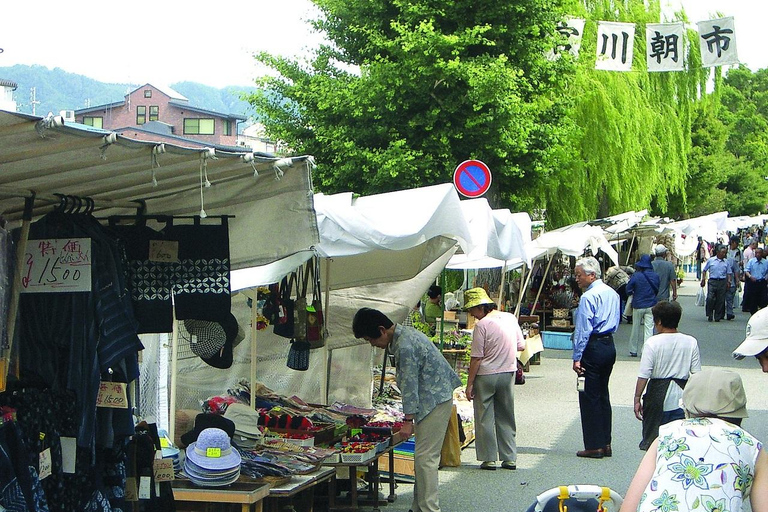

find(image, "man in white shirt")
[632,301,701,450]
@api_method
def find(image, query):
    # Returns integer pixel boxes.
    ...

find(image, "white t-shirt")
[638,332,701,411]
[471,311,526,375]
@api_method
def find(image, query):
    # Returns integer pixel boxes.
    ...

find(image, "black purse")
[286,339,311,371]
[273,273,297,339]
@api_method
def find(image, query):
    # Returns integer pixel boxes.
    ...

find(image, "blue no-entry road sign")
[453,160,492,198]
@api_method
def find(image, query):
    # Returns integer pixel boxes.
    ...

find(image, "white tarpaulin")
[526,224,619,265]
[0,111,319,268]
[447,199,531,269]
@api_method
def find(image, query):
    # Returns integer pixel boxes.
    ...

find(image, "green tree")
[246,0,574,211]
[544,1,706,227]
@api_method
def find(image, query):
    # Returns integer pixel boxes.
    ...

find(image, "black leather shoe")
[727,315,735,320]
[576,448,604,458]
[604,445,612,457]
[708,316,713,322]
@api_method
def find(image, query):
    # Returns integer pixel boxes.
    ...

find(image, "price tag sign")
[138,476,151,500]
[148,240,179,263]
[39,448,52,480]
[159,438,170,448]
[125,477,138,501]
[206,447,221,458]
[96,382,128,409]
[153,458,175,482]
[21,238,92,293]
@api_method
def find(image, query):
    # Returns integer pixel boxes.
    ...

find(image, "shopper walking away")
[463,288,526,471]
[571,257,620,459]
[725,236,743,320]
[353,308,461,512]
[632,301,700,450]
[700,244,732,322]
[626,254,660,357]
[651,245,677,302]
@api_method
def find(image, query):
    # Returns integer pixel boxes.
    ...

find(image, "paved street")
[389,273,767,511]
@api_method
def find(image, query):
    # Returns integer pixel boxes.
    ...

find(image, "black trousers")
[705,278,728,320]
[578,335,616,450]
[744,279,768,314]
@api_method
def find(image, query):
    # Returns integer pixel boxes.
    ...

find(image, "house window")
[83,116,103,129]
[149,106,159,121]
[224,120,232,136]
[184,118,215,135]
[144,90,152,98]
[136,106,146,125]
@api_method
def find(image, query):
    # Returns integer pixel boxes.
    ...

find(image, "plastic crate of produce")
[542,331,573,350]
[340,447,376,464]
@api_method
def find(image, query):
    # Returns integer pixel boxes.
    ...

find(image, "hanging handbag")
[273,273,297,338]
[515,359,525,385]
[293,265,308,341]
[305,257,325,349]
[286,339,311,371]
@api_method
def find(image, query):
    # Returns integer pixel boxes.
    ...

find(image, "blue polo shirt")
[746,257,768,280]
[702,256,732,280]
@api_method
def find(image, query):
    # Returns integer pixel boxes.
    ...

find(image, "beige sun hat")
[682,368,748,419]
[462,288,495,310]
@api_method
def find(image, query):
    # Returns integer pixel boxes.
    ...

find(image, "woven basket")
[553,308,569,319]
[552,319,569,327]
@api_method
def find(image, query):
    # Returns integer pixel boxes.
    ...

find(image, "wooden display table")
[264,466,337,512]
[172,480,271,512]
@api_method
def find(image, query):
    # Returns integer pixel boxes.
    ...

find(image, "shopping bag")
[273,273,297,338]
[439,405,461,467]
[734,289,741,308]
[293,265,308,342]
[623,295,634,318]
[695,286,706,307]
[515,360,526,385]
[305,257,325,349]
[286,339,311,371]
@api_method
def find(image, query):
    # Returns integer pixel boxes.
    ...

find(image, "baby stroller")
[525,485,623,512]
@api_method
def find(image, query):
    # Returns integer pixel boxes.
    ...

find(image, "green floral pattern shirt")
[637,418,762,512]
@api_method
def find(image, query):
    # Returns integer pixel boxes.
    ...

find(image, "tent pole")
[625,233,636,266]
[515,264,533,317]
[1,194,35,391]
[497,263,507,311]
[530,255,555,315]
[250,295,258,408]
[322,258,331,404]
[169,302,180,444]
[439,269,446,350]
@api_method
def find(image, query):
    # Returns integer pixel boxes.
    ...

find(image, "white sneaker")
[480,461,497,470]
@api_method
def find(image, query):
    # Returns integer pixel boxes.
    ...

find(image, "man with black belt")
[700,245,732,322]
[744,247,768,315]
[572,256,620,459]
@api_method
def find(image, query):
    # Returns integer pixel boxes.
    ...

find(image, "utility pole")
[30,87,40,116]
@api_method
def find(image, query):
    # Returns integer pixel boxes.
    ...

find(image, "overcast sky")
[0,0,764,89]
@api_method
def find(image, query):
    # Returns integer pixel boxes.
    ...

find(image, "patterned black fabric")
[0,421,50,512]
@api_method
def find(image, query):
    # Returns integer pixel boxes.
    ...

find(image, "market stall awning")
[526,224,618,265]
[446,199,531,269]
[0,111,319,269]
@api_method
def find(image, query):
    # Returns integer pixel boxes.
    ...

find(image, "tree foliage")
[246,0,574,211]
[543,0,707,227]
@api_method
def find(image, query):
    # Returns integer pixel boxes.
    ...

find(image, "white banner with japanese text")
[698,17,739,68]
[596,21,635,71]
[646,22,685,72]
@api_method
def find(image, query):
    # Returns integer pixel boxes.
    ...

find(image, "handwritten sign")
[153,458,175,482]
[125,477,138,501]
[21,238,92,293]
[39,448,52,480]
[96,382,128,409]
[149,240,179,263]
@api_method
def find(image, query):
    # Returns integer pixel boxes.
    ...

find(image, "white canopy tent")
[227,184,475,407]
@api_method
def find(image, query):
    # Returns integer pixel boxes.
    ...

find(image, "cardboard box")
[377,453,415,479]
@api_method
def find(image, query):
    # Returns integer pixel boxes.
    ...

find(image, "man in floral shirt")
[353,308,461,512]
